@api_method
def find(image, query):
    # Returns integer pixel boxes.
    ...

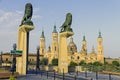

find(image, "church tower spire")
[98,31,102,38]
[97,31,104,63]
[83,35,86,41]
[41,30,45,38]
[81,35,87,54]
[40,30,46,55]
[53,25,57,33]
[51,25,58,58]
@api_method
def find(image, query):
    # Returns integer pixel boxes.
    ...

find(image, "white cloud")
[34,8,39,13]
[32,15,41,19]
[0,10,22,31]
[0,9,41,31]
[0,9,41,52]
[33,7,42,19]
[0,12,12,23]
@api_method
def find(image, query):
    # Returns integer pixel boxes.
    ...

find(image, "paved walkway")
[1,72,120,80]
[70,72,120,80]
[16,74,63,80]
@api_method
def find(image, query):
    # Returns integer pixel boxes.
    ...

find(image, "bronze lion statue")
[60,13,73,32]
[21,3,33,26]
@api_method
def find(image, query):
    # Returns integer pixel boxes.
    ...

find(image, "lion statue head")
[60,13,73,32]
[21,3,33,26]
[66,13,72,26]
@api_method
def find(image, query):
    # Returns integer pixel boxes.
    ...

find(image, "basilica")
[40,25,104,66]
[0,25,104,72]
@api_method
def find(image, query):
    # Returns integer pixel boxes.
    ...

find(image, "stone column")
[16,25,34,75]
[58,31,74,73]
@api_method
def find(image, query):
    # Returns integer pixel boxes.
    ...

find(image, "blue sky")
[0,0,120,58]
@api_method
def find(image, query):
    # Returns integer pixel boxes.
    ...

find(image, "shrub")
[52,58,58,66]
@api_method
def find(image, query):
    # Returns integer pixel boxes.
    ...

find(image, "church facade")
[40,25,104,66]
[0,25,104,71]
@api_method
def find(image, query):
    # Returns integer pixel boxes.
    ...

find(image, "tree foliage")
[79,60,86,66]
[52,58,58,66]
[112,61,119,66]
[93,61,102,66]
[40,58,48,65]
[69,61,77,67]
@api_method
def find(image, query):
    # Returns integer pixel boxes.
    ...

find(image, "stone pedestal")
[16,25,34,75]
[58,31,74,73]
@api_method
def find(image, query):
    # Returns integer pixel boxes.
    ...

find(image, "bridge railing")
[34,70,91,80]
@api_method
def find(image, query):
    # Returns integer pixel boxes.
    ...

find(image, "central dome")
[67,37,77,54]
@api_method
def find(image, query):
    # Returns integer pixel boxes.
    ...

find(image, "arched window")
[30,59,31,61]
[77,56,80,60]
[55,46,56,51]
[42,49,44,53]
[32,59,34,61]
[6,58,8,61]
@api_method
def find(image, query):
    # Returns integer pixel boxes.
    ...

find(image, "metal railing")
[29,70,91,80]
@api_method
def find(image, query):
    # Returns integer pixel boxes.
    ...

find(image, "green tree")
[92,62,103,72]
[104,61,108,65]
[69,61,77,67]
[40,58,48,66]
[93,61,102,66]
[79,60,86,66]
[87,62,93,71]
[87,62,93,66]
[112,61,119,66]
[52,58,58,66]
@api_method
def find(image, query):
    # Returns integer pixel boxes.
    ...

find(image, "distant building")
[1,25,104,70]
[40,25,104,65]
[105,57,120,64]
[0,53,41,70]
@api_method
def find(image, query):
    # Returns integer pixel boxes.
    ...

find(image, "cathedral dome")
[67,37,77,54]
[89,46,97,56]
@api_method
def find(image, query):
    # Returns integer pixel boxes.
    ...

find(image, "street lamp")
[36,46,40,74]
[0,51,3,66]
[13,43,17,50]
[77,56,79,75]
[11,43,17,75]
[84,64,87,78]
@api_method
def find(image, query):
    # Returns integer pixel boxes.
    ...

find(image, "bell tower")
[97,31,104,63]
[81,35,87,55]
[51,25,59,58]
[40,30,46,55]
